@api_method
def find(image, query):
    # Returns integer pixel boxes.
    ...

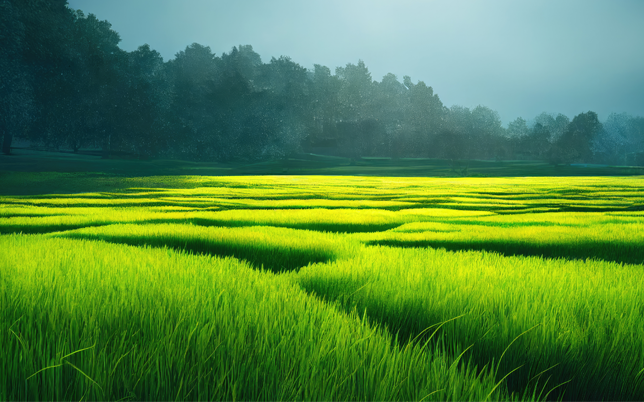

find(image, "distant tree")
[433,128,468,166]
[552,111,601,164]
[167,43,220,159]
[307,64,341,150]
[533,112,569,143]
[335,60,376,161]
[369,73,405,156]
[442,105,473,159]
[594,113,644,165]
[213,45,273,160]
[29,9,125,155]
[402,76,444,157]
[8,2,640,167]
[628,116,644,165]
[470,105,504,159]
[528,123,553,159]
[118,44,171,157]
[0,0,31,154]
[73,11,125,156]
[1,0,73,153]
[256,56,311,158]
[507,117,529,138]
[508,117,553,160]
[335,60,373,118]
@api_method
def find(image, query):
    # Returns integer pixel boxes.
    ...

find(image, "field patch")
[1,174,644,401]
[295,245,644,401]
[0,235,508,401]
[54,223,351,272]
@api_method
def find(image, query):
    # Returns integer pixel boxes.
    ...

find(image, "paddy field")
[1,172,643,400]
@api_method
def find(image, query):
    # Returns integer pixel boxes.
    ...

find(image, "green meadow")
[1,173,644,400]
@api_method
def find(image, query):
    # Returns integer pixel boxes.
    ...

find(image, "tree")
[1,0,73,153]
[402,76,444,157]
[553,111,601,164]
[28,9,125,155]
[306,64,341,152]
[335,60,374,121]
[595,113,644,165]
[528,123,553,159]
[470,105,504,159]
[442,105,473,159]
[507,117,553,160]
[118,44,171,157]
[335,60,376,161]
[212,45,268,160]
[73,11,125,156]
[433,128,468,165]
[507,117,529,138]
[257,56,311,158]
[167,43,220,159]
[0,0,31,154]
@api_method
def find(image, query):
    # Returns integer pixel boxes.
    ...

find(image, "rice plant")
[294,245,644,400]
[0,235,514,401]
[1,173,643,400]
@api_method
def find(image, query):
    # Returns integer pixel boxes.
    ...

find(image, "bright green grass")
[1,174,644,401]
[0,235,513,401]
[359,212,644,264]
[294,245,644,401]
[52,223,352,272]
[0,206,491,234]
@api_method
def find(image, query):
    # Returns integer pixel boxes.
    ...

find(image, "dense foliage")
[2,0,643,165]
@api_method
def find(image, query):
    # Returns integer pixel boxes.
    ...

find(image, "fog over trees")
[2,1,643,166]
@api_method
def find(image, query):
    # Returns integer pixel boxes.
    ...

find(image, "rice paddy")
[1,174,643,400]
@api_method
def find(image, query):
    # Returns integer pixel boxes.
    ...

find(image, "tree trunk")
[2,132,13,155]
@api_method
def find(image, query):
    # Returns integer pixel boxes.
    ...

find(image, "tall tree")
[372,73,406,157]
[257,56,311,158]
[0,0,30,154]
[71,11,124,156]
[118,44,171,157]
[442,105,473,160]
[212,45,266,160]
[335,60,374,121]
[167,43,219,159]
[1,0,72,153]
[335,60,375,160]
[402,76,444,157]
[554,111,601,164]
[470,105,504,159]
[306,64,341,151]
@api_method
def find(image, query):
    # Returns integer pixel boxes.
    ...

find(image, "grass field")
[1,171,644,400]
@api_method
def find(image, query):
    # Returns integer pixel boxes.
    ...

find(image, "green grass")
[359,212,644,265]
[53,223,348,273]
[294,245,644,401]
[0,235,512,401]
[1,172,644,400]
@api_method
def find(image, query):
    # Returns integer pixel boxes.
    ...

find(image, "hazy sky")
[67,0,644,125]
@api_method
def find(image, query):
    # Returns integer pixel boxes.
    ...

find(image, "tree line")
[2,0,643,166]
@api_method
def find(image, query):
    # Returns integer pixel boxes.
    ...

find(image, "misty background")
[1,0,643,165]
[65,0,644,124]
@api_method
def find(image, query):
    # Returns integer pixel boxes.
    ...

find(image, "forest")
[2,0,643,166]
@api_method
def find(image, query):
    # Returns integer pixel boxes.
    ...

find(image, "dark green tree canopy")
[2,1,641,165]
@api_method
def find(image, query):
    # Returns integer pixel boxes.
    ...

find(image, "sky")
[66,0,644,126]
